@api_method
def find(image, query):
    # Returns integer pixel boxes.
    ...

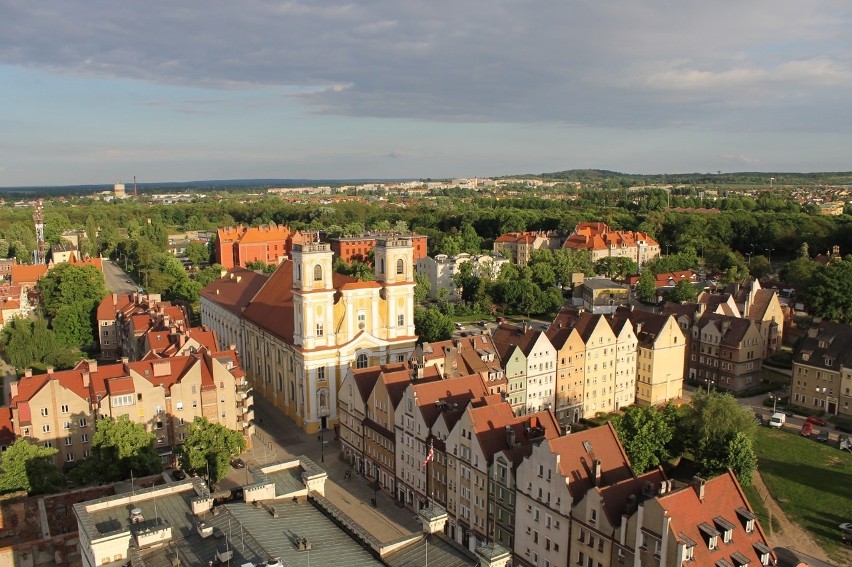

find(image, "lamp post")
[373,462,379,507]
[747,244,755,265]
[768,393,778,413]
[318,423,325,463]
[665,244,671,257]
[816,387,828,413]
[704,376,712,394]
[765,248,774,265]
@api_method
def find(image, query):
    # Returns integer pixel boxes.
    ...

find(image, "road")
[102,258,139,294]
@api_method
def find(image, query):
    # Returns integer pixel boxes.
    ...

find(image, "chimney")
[86,359,98,372]
[24,369,32,378]
[228,344,237,351]
[592,459,602,486]
[46,366,54,374]
[693,476,706,500]
[9,382,18,399]
[82,371,90,388]
[506,425,516,448]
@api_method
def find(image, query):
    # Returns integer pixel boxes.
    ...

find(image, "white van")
[768,412,786,428]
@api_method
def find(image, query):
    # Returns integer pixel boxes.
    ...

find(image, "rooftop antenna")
[33,198,45,264]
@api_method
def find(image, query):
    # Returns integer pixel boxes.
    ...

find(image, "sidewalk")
[227,393,422,542]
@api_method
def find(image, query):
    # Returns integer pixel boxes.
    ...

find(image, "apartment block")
[546,322,586,427]
[493,231,563,266]
[416,253,509,299]
[687,313,764,393]
[4,348,251,468]
[329,232,428,264]
[199,267,269,360]
[96,292,189,360]
[791,320,852,418]
[411,334,507,396]
[563,222,660,266]
[214,223,294,269]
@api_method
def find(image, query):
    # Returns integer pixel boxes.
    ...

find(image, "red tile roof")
[412,374,488,428]
[548,423,634,499]
[10,264,48,285]
[199,268,269,317]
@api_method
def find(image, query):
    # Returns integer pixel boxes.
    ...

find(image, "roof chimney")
[506,425,516,448]
[82,371,90,388]
[86,359,98,372]
[24,369,32,378]
[693,476,706,500]
[592,459,602,486]
[46,366,54,374]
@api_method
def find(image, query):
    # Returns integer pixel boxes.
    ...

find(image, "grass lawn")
[754,426,852,562]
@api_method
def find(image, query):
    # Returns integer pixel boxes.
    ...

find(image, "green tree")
[613,405,675,474]
[414,273,431,302]
[0,239,10,259]
[803,257,852,324]
[186,241,210,266]
[780,256,818,288]
[459,223,481,254]
[636,269,657,303]
[38,263,108,319]
[178,417,247,483]
[663,279,699,303]
[84,214,100,258]
[594,257,637,280]
[414,307,454,343]
[682,391,757,484]
[0,317,77,370]
[91,415,161,481]
[748,255,772,280]
[0,438,64,495]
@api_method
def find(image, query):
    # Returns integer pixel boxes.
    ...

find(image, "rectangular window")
[176,402,183,410]
[316,323,324,337]
[81,434,89,443]
[398,314,405,326]
[318,367,326,381]
[41,408,49,417]
[60,404,69,413]
[42,424,51,433]
[64,437,73,446]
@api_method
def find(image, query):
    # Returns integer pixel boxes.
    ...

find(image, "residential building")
[5,348,251,468]
[416,253,509,299]
[0,257,16,279]
[445,402,560,551]
[573,278,630,314]
[199,267,269,359]
[95,293,189,361]
[791,320,852,418]
[628,472,775,567]
[50,242,77,264]
[207,234,417,434]
[546,322,586,428]
[492,323,557,415]
[610,307,685,407]
[214,223,293,269]
[395,373,490,510]
[411,334,507,396]
[686,313,764,393]
[10,263,48,290]
[563,222,660,266]
[493,231,563,266]
[330,232,428,264]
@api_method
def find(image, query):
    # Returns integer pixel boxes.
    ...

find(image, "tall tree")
[179,417,247,483]
[91,415,161,481]
[803,257,852,324]
[414,307,454,343]
[185,241,210,266]
[0,438,64,495]
[612,405,675,474]
[636,269,657,303]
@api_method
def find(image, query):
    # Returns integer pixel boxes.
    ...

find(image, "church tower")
[291,239,335,350]
[374,235,416,340]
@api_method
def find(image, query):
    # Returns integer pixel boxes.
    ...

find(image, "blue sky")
[1,1,851,186]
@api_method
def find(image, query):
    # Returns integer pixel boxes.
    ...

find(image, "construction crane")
[34,198,46,264]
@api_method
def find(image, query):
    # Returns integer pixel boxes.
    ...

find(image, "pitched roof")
[596,468,667,526]
[10,264,48,285]
[411,374,488,428]
[609,307,674,348]
[548,422,634,500]
[470,404,560,464]
[491,323,543,359]
[657,471,773,567]
[695,313,755,348]
[199,268,269,317]
[241,260,296,341]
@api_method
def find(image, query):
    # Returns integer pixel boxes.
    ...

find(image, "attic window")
[825,357,833,367]
[698,522,720,550]
[715,560,734,567]
[735,507,756,533]
[731,551,750,567]
[752,542,771,566]
[802,352,810,361]
[713,516,735,543]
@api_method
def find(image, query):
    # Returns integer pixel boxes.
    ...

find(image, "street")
[217,393,423,543]
[102,258,139,293]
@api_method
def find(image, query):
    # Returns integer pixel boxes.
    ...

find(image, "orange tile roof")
[199,268,269,317]
[10,264,48,285]
[658,471,773,566]
[548,422,634,499]
[106,376,135,395]
[412,374,488,427]
[241,260,296,341]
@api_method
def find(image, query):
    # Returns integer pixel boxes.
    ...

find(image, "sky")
[1,1,851,186]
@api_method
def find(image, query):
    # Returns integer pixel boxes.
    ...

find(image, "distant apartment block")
[329,232,428,264]
[493,231,563,266]
[563,222,660,266]
[791,320,852,419]
[214,223,295,269]
[416,253,508,299]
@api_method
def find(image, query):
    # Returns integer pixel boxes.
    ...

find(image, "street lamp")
[704,376,713,394]
[747,244,755,265]
[815,387,829,413]
[373,462,379,507]
[765,248,774,265]
[768,393,779,413]
[318,423,326,463]
[665,244,671,256]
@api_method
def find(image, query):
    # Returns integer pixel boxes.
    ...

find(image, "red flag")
[423,442,434,467]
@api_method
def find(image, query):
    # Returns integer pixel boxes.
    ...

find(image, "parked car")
[816,430,830,442]
[839,435,851,452]
[171,469,186,481]
[840,523,852,535]
[807,415,828,426]
[495,316,507,323]
[834,422,852,433]
[754,412,764,425]
[800,422,814,437]
[231,458,246,469]
[476,320,487,327]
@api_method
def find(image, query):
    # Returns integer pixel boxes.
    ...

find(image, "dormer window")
[825,357,833,367]
[714,516,735,543]
[698,522,720,550]
[802,352,810,361]
[731,551,751,566]
[752,542,771,566]
[736,507,756,534]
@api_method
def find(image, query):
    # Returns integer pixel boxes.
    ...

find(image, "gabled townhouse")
[492,323,557,415]
[96,292,189,361]
[609,307,685,407]
[395,374,490,510]
[5,347,251,468]
[607,315,638,410]
[627,472,775,567]
[545,323,586,428]
[514,423,638,567]
[445,402,560,552]
[791,320,852,418]
[412,334,507,396]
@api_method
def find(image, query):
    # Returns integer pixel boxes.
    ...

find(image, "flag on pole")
[423,440,434,467]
